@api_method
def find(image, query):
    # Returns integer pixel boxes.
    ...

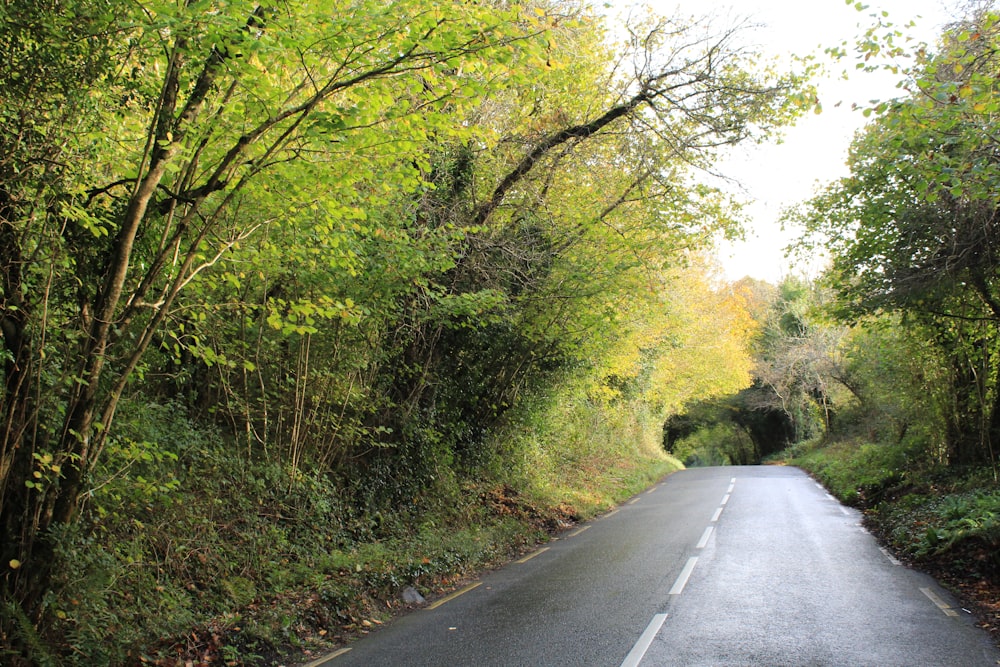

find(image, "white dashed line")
[620,614,668,667]
[669,557,699,595]
[711,507,723,522]
[696,526,714,549]
[720,494,730,505]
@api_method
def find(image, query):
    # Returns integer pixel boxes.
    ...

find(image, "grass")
[790,437,1000,588]
[18,387,681,666]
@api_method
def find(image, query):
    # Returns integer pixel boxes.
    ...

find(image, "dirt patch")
[480,483,579,533]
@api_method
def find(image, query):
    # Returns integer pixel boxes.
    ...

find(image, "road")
[312,466,1000,666]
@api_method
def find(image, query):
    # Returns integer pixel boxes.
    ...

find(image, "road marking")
[568,525,591,538]
[921,587,959,617]
[629,497,641,505]
[669,557,699,595]
[839,506,851,516]
[727,483,735,493]
[426,582,482,610]
[696,526,714,549]
[516,547,550,564]
[711,507,723,522]
[879,547,901,566]
[730,477,736,483]
[825,493,836,501]
[720,494,730,505]
[620,613,668,667]
[303,647,351,664]
[647,486,658,494]
[605,508,620,519]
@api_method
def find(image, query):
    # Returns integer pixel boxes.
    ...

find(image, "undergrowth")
[9,386,679,666]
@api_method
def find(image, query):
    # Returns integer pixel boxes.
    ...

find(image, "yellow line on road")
[921,587,959,617]
[426,582,482,610]
[302,647,352,665]
[517,547,550,564]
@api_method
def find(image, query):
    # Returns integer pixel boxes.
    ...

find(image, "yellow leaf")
[9,559,21,569]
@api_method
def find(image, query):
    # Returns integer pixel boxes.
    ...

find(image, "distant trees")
[0,0,808,650]
[664,277,846,465]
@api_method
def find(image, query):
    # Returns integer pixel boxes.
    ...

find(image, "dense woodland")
[2,0,1000,664]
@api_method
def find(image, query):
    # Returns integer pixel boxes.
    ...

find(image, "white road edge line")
[921,587,959,617]
[711,507,723,522]
[620,613,668,667]
[730,477,736,483]
[696,526,713,549]
[669,557,699,595]
[720,494,730,505]
[727,484,735,493]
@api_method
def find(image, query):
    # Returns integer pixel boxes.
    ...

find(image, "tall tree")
[795,4,1000,466]
[0,0,810,650]
[0,0,552,623]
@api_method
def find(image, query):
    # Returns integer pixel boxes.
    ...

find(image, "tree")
[795,4,1000,467]
[0,0,552,624]
[1,0,811,651]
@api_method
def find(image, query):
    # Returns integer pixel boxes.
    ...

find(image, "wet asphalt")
[311,465,1000,666]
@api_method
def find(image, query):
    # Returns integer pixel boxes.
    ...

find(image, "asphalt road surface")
[312,466,1000,666]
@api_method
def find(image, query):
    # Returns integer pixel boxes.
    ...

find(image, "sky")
[612,0,955,283]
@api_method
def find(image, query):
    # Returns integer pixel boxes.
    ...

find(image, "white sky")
[613,0,955,283]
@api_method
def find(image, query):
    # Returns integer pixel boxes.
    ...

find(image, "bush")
[30,390,677,665]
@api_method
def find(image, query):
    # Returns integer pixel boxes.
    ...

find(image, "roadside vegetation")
[6,0,1000,662]
[0,0,792,663]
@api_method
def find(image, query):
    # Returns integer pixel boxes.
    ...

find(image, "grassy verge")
[788,439,1000,640]
[14,390,679,666]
